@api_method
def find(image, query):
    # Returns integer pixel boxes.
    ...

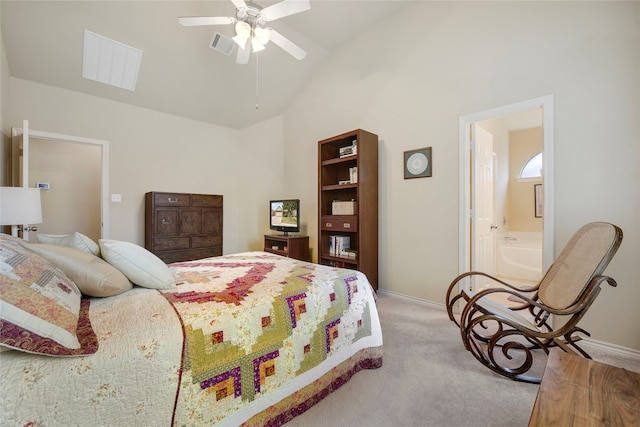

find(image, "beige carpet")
[286,293,640,427]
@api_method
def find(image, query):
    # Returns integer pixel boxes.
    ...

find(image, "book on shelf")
[329,235,351,256]
[340,248,357,259]
[349,166,357,183]
[339,141,358,158]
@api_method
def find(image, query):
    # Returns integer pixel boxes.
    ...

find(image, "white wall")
[6,78,284,255]
[29,138,102,241]
[1,7,10,186]
[282,1,640,350]
[508,128,543,232]
[237,115,285,251]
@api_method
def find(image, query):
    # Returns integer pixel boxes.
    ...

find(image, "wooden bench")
[529,349,640,426]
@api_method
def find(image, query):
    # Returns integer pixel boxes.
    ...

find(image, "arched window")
[519,152,542,179]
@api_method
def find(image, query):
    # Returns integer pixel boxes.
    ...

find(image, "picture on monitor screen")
[270,199,300,234]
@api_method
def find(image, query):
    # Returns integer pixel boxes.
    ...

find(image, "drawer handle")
[162,219,173,224]
[326,223,333,228]
[342,223,351,229]
[167,197,178,203]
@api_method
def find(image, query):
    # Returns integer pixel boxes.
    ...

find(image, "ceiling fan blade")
[231,0,248,10]
[269,29,306,60]
[236,45,250,64]
[262,0,310,21]
[178,16,234,27]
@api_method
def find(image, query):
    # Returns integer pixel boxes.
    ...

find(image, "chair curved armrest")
[445,271,541,325]
[463,286,540,312]
[462,275,617,327]
[445,271,538,304]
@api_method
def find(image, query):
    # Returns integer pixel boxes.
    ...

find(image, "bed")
[0,232,383,426]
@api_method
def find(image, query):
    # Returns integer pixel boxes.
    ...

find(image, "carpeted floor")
[286,292,640,427]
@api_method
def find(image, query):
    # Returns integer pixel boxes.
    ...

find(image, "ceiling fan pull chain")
[255,52,260,110]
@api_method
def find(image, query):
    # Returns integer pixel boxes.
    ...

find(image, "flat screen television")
[270,199,300,236]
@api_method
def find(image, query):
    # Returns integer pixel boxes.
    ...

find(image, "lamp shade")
[0,187,43,225]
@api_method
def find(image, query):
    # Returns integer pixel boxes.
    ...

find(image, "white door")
[472,124,495,290]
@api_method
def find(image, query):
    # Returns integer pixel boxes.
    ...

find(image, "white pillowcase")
[25,243,133,297]
[99,239,175,290]
[37,232,101,256]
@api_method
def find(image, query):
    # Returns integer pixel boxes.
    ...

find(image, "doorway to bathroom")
[458,96,554,294]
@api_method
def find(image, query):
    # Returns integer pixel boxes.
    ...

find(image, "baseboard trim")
[581,338,640,361]
[378,289,446,310]
[377,289,640,361]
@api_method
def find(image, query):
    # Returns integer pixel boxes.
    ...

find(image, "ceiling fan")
[179,0,310,64]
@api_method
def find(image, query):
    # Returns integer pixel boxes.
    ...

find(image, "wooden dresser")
[145,191,223,263]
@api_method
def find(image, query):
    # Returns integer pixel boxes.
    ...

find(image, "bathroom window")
[519,152,542,180]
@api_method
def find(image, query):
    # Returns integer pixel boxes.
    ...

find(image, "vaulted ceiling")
[1,1,412,129]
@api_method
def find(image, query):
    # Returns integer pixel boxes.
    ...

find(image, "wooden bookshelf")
[318,129,378,290]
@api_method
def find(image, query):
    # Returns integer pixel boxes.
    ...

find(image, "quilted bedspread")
[0,252,383,426]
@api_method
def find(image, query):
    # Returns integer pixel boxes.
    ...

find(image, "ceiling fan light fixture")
[232,34,248,49]
[235,21,251,38]
[251,37,265,52]
[253,26,271,45]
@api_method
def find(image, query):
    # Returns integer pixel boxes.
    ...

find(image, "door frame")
[458,95,554,281]
[12,120,110,238]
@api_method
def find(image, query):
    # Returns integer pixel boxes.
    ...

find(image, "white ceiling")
[1,0,412,129]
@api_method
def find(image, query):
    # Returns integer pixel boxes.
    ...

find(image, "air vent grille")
[209,32,234,56]
[82,30,142,91]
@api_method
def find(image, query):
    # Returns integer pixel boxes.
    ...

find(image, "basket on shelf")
[332,200,356,215]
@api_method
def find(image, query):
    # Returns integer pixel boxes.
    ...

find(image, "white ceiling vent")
[82,30,143,91]
[209,32,234,56]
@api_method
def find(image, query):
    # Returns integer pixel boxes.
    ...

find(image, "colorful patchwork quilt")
[0,252,383,426]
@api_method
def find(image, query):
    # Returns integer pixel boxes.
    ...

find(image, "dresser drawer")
[157,247,222,264]
[155,210,179,235]
[153,192,191,207]
[192,194,222,208]
[153,237,190,251]
[192,235,222,248]
[321,216,357,232]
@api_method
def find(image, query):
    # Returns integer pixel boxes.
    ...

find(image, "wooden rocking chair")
[445,222,623,383]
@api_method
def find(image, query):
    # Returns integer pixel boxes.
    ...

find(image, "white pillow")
[37,232,101,256]
[25,243,133,297]
[99,239,175,290]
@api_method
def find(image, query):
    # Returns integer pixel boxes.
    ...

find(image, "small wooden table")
[264,234,310,262]
[529,349,640,426]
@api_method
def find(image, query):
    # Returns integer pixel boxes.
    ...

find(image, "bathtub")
[496,231,543,282]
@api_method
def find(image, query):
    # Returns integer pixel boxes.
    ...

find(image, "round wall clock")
[407,152,429,175]
[404,147,432,179]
